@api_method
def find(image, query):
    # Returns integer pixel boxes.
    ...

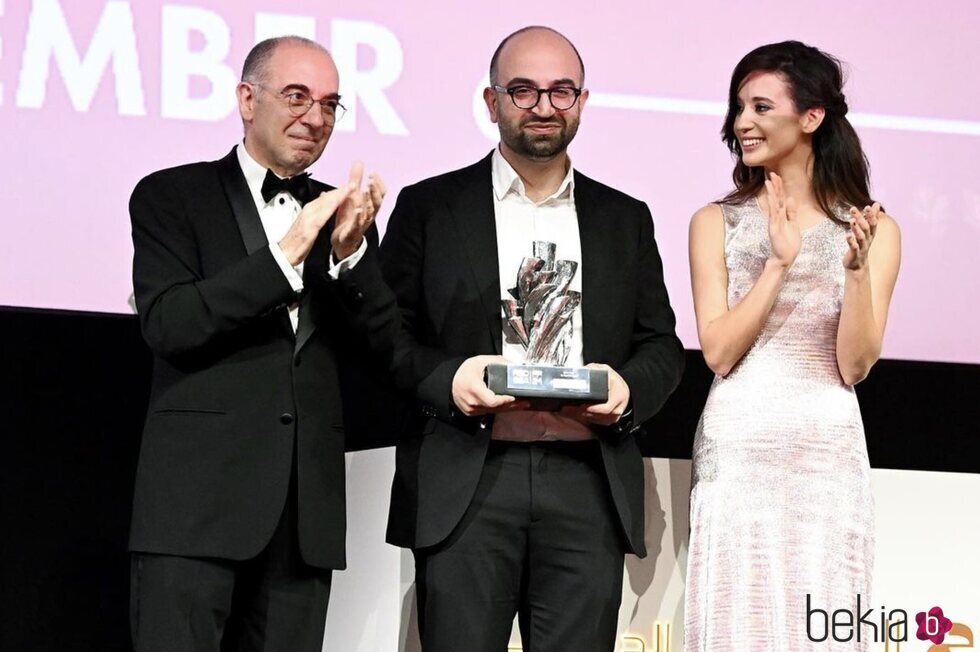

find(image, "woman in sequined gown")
[684,42,901,651]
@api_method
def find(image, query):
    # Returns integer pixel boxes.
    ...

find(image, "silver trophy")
[486,241,608,406]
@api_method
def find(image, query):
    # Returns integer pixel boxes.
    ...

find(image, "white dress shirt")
[489,147,593,441]
[236,144,365,331]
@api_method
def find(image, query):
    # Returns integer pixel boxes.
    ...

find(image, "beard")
[499,114,580,160]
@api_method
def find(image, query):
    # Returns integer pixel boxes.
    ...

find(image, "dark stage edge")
[1,305,977,651]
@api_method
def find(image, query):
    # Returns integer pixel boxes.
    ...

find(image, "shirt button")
[279,413,295,425]
[279,197,285,205]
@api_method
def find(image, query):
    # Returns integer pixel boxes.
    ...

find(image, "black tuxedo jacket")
[128,148,398,570]
[380,152,684,556]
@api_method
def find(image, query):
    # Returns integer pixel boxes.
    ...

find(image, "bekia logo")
[807,596,975,649]
[916,607,953,645]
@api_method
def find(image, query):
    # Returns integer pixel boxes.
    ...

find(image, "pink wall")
[1,0,977,363]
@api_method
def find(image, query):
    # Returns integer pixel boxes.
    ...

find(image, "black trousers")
[129,459,331,652]
[414,440,627,652]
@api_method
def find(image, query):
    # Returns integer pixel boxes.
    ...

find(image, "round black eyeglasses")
[491,84,583,110]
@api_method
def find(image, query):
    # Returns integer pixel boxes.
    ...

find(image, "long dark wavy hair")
[721,41,874,222]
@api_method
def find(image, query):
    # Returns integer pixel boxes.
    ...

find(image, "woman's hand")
[842,203,880,272]
[765,173,801,269]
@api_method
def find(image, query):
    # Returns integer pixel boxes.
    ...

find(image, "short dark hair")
[241,35,330,84]
[489,26,585,86]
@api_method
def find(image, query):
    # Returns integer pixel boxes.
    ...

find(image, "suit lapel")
[294,287,315,356]
[217,147,293,338]
[293,236,326,356]
[217,149,268,255]
[294,180,337,357]
[574,173,614,365]
[450,153,502,354]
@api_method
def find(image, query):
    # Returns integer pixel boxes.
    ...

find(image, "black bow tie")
[261,169,312,204]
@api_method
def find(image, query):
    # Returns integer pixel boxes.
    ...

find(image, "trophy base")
[486,363,608,408]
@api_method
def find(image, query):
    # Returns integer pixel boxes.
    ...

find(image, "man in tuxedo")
[128,36,397,651]
[381,26,685,652]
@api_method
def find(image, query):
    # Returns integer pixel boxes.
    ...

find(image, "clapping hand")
[842,203,880,271]
[765,173,801,269]
[331,161,387,260]
[279,184,354,266]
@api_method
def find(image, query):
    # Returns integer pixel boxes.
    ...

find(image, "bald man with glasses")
[127,35,398,652]
[381,26,684,651]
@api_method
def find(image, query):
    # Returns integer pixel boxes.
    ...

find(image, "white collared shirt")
[489,147,592,441]
[236,144,365,331]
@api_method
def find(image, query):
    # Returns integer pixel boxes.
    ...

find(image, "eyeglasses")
[251,83,347,125]
[491,84,583,111]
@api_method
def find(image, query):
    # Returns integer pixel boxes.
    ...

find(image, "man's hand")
[331,162,387,260]
[560,363,630,427]
[452,355,531,417]
[278,184,355,266]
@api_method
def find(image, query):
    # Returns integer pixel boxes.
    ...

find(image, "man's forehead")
[496,33,582,84]
[264,45,337,89]
[267,45,334,74]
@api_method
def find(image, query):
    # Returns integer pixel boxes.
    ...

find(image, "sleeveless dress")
[684,199,874,652]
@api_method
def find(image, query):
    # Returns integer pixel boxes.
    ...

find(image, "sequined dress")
[684,199,874,652]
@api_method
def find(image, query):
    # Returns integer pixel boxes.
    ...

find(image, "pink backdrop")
[2,0,978,364]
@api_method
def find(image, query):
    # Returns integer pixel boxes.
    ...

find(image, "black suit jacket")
[128,148,398,570]
[380,152,684,556]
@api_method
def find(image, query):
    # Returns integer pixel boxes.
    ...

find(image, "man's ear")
[237,82,256,122]
[483,86,499,124]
